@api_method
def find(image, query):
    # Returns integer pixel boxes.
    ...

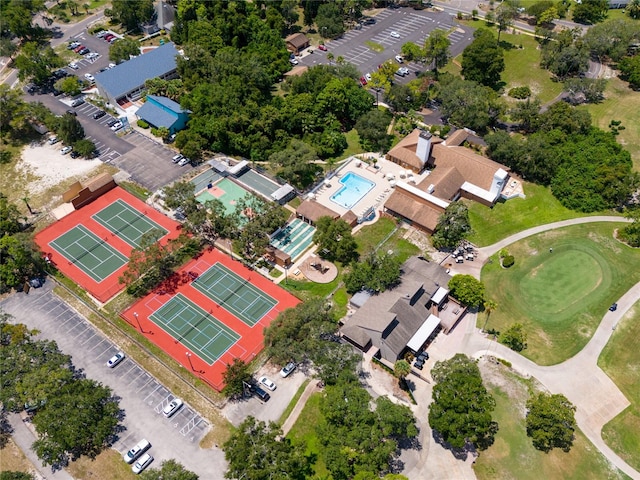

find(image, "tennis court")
[192,262,277,327]
[235,169,280,198]
[49,224,128,282]
[195,178,254,215]
[92,199,168,248]
[149,293,240,365]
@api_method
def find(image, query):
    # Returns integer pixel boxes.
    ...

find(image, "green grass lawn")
[466,182,613,247]
[355,217,420,261]
[599,301,640,471]
[286,392,329,478]
[581,76,640,171]
[481,223,640,365]
[278,379,311,426]
[475,361,629,480]
[328,129,365,167]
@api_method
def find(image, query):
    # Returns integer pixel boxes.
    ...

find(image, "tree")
[343,252,401,294]
[141,460,198,480]
[14,42,63,85]
[428,354,497,449]
[495,4,516,42]
[461,29,505,87]
[55,76,82,96]
[563,77,607,104]
[313,217,359,264]
[268,139,322,189]
[401,42,424,62]
[424,29,450,79]
[223,417,312,480]
[221,359,252,400]
[56,113,84,145]
[0,193,24,236]
[0,235,45,294]
[355,109,393,152]
[572,0,608,24]
[32,378,120,466]
[527,0,556,23]
[526,392,576,452]
[500,323,527,351]
[619,208,640,247]
[107,0,155,32]
[394,359,411,381]
[316,3,345,39]
[510,98,542,133]
[628,0,640,18]
[431,201,472,249]
[448,274,485,308]
[72,139,97,158]
[109,38,140,64]
[541,29,589,79]
[619,55,640,90]
[0,38,19,59]
[584,18,640,62]
[0,473,34,480]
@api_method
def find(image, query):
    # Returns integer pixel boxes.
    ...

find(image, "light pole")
[133,312,143,332]
[186,352,194,371]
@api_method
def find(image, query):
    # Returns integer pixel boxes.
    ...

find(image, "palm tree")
[482,299,498,332]
[336,55,345,65]
[394,359,411,382]
[326,52,334,65]
[83,3,90,15]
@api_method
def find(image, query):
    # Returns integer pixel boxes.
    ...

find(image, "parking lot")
[0,284,221,477]
[300,7,474,82]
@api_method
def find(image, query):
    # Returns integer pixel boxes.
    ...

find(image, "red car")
[360,76,367,86]
[104,34,115,42]
[73,45,85,53]
[318,44,327,51]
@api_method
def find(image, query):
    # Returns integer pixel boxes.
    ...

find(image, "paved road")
[0,284,225,479]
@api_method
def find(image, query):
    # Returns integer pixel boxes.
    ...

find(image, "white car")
[259,376,277,391]
[110,121,123,131]
[60,146,73,155]
[289,58,299,65]
[68,62,79,70]
[48,136,60,145]
[162,398,183,417]
[108,63,116,69]
[106,351,125,368]
[280,362,296,378]
[84,73,95,82]
[178,157,190,166]
[86,52,99,59]
[132,453,153,474]
[123,439,151,464]
[395,55,404,63]
[390,31,400,38]
[172,153,184,163]
[365,73,372,82]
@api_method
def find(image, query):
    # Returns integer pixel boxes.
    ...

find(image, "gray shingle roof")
[94,43,179,99]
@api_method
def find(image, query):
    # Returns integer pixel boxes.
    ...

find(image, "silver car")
[132,453,153,474]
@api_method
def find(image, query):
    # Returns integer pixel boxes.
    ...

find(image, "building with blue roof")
[136,95,190,134]
[94,43,180,105]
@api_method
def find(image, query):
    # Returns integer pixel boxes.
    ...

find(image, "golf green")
[519,250,602,316]
[481,223,640,365]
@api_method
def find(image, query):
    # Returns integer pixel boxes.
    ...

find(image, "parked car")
[123,439,151,464]
[70,151,81,158]
[132,453,153,474]
[86,52,100,60]
[110,121,123,131]
[395,55,404,63]
[68,41,80,49]
[362,17,376,25]
[96,30,107,38]
[109,37,119,44]
[289,58,299,65]
[104,34,115,42]
[108,63,116,69]
[106,118,119,127]
[48,136,60,145]
[359,76,368,86]
[253,386,270,402]
[71,98,84,107]
[172,153,184,163]
[77,48,90,55]
[318,44,327,51]
[68,62,79,70]
[93,110,106,119]
[60,146,73,155]
[259,376,277,391]
[106,351,125,368]
[178,157,190,166]
[73,45,85,53]
[65,109,77,116]
[279,362,296,378]
[365,73,372,82]
[162,398,183,417]
[84,73,95,82]
[390,31,400,38]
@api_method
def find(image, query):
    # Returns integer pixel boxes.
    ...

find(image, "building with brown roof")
[285,33,310,54]
[296,199,340,225]
[340,256,465,360]
[384,128,519,233]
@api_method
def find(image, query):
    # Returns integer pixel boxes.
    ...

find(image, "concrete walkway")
[280,381,322,436]
[8,413,74,480]
[467,216,639,479]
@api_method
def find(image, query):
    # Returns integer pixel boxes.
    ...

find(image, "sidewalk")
[8,413,74,480]
[280,381,321,435]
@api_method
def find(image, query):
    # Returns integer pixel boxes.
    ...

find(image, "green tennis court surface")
[49,224,128,282]
[92,199,168,248]
[192,263,277,327]
[150,294,240,365]
[195,178,254,215]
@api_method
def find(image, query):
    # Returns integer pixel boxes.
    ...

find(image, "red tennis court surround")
[35,187,182,303]
[122,248,300,391]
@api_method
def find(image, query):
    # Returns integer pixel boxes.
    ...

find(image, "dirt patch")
[19,142,102,195]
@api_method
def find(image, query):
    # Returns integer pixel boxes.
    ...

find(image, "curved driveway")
[463,216,639,479]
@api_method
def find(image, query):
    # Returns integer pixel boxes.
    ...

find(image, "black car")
[70,151,81,158]
[414,360,424,370]
[65,109,77,116]
[93,110,106,119]
[609,303,618,312]
[253,386,270,402]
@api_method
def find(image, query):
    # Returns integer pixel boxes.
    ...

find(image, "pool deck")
[313,155,431,220]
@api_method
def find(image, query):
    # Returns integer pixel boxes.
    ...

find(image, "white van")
[123,438,151,464]
[132,453,153,474]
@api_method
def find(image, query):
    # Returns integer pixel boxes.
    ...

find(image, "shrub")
[502,255,515,267]
[497,358,512,367]
[509,86,532,99]
[137,119,149,128]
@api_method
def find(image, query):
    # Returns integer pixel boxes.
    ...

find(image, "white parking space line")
[87,337,108,353]
[118,362,138,378]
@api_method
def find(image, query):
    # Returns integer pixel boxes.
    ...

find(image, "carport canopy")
[431,286,449,305]
[407,314,440,352]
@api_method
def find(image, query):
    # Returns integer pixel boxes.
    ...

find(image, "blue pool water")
[330,172,375,210]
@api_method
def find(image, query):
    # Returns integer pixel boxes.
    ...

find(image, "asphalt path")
[300,8,474,82]
[0,284,224,479]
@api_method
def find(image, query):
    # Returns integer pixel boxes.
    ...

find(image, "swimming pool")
[330,172,375,210]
